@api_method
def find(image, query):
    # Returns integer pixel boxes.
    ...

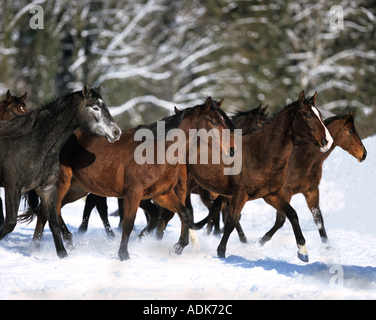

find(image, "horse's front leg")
[303,188,328,244]
[0,187,21,240]
[118,192,142,261]
[264,192,308,262]
[36,185,68,259]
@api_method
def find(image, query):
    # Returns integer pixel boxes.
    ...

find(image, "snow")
[1,136,376,300]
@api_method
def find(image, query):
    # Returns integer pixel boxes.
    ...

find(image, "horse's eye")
[210,119,217,126]
[348,130,353,135]
[92,106,100,111]
[304,112,312,119]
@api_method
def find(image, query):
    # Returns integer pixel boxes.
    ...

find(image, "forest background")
[1,0,375,137]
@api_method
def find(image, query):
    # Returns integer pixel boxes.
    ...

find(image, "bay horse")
[0,84,121,258]
[76,104,270,239]
[0,90,28,230]
[24,97,236,260]
[193,103,269,235]
[186,91,333,262]
[258,111,367,246]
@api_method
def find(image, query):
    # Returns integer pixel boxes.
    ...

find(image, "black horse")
[0,84,121,258]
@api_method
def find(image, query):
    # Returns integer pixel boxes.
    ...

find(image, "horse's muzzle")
[359,148,367,162]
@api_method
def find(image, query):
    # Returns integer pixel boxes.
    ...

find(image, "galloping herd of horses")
[0,85,367,263]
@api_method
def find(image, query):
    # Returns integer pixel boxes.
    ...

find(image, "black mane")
[136,98,236,137]
[324,114,352,127]
[136,106,195,137]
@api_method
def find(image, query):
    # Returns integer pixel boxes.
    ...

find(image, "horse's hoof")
[173,243,184,255]
[238,233,248,244]
[57,250,68,259]
[297,251,309,262]
[255,238,265,247]
[107,230,115,238]
[297,245,309,262]
[118,250,130,261]
[217,247,226,259]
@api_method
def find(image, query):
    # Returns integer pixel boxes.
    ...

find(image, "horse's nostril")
[113,128,120,137]
[321,138,328,147]
[230,147,235,157]
[363,149,367,160]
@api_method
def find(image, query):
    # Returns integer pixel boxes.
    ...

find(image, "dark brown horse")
[193,103,269,235]
[258,111,367,246]
[0,90,28,230]
[25,97,236,260]
[186,91,333,262]
[0,90,27,120]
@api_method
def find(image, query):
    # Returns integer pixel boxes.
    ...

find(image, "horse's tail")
[18,190,40,224]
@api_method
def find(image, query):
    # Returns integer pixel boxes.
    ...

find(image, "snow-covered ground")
[1,136,375,300]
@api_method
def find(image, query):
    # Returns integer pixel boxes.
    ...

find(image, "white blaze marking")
[311,106,333,152]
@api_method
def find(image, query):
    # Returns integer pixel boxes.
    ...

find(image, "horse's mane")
[324,114,352,126]
[136,106,195,137]
[136,98,236,138]
[242,98,302,137]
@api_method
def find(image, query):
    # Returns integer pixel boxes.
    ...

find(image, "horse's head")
[333,111,367,162]
[233,104,269,129]
[292,91,333,153]
[80,84,121,143]
[1,90,27,120]
[252,104,269,128]
[195,97,236,158]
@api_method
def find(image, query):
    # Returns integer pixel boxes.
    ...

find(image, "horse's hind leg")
[258,191,292,246]
[258,211,286,246]
[138,200,160,238]
[264,192,308,262]
[154,191,192,256]
[78,193,97,234]
[93,195,115,238]
[0,188,21,240]
[303,188,328,244]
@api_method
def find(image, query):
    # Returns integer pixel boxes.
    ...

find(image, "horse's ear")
[82,84,91,98]
[20,92,27,102]
[218,99,224,109]
[96,83,102,93]
[311,91,317,104]
[298,91,305,103]
[174,106,181,114]
[351,110,356,118]
[256,103,263,112]
[262,105,269,116]
[6,90,12,102]
[203,96,212,111]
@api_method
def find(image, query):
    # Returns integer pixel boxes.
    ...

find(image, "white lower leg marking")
[298,244,308,255]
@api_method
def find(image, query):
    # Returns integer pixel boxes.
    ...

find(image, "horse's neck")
[39,106,81,157]
[251,108,295,161]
